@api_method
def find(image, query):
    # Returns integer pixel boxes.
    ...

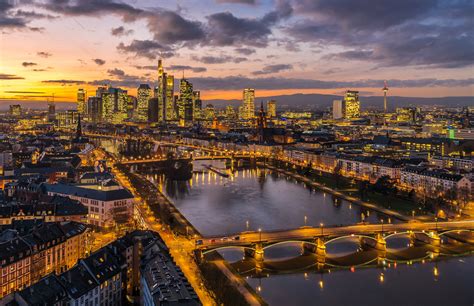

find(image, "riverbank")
[263,163,412,222]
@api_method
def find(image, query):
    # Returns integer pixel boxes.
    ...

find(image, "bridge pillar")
[360,234,386,252]
[244,243,265,262]
[409,231,441,247]
[302,238,326,263]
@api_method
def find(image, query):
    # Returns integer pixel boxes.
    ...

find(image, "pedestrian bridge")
[120,154,256,165]
[195,221,474,263]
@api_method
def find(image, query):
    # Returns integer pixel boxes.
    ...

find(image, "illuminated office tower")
[87,97,102,123]
[267,100,276,118]
[156,59,166,122]
[178,78,194,125]
[47,98,56,122]
[204,104,215,120]
[165,75,175,121]
[193,91,202,120]
[225,105,237,120]
[240,88,255,120]
[101,87,128,124]
[343,90,360,119]
[333,100,343,119]
[77,89,87,115]
[137,84,152,122]
[148,98,159,123]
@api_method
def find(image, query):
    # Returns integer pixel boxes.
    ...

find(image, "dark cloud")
[291,0,434,31]
[111,26,133,36]
[0,73,24,80]
[37,51,52,58]
[189,76,474,91]
[117,40,173,60]
[168,65,207,73]
[134,65,156,70]
[107,68,125,77]
[22,62,37,67]
[93,58,106,65]
[215,0,256,4]
[285,0,474,68]
[14,10,57,20]
[191,55,246,64]
[146,10,205,45]
[254,64,293,75]
[41,0,144,22]
[5,91,46,94]
[0,0,28,29]
[42,79,86,85]
[235,48,255,55]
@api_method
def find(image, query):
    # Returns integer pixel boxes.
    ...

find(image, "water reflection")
[149,163,391,236]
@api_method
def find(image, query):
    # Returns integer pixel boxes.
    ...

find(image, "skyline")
[1,0,473,103]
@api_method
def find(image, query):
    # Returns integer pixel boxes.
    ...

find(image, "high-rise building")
[77,89,87,115]
[101,87,128,124]
[225,105,237,120]
[148,98,159,123]
[267,100,276,118]
[343,90,360,119]
[240,88,255,120]
[137,84,152,122]
[87,97,102,123]
[193,91,202,120]
[47,100,56,122]
[165,75,175,121]
[156,59,166,123]
[204,104,215,120]
[333,100,343,119]
[178,78,194,125]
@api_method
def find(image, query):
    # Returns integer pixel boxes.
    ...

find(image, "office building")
[148,98,159,123]
[87,97,102,123]
[178,78,194,126]
[193,91,202,120]
[240,88,255,120]
[343,90,360,119]
[137,84,152,122]
[77,89,87,115]
[267,100,276,118]
[165,75,175,121]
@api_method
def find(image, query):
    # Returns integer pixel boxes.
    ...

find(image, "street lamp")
[246,220,249,231]
[435,217,438,232]
[304,215,307,227]
[381,219,384,234]
[412,210,415,221]
[258,228,262,243]
[320,223,324,236]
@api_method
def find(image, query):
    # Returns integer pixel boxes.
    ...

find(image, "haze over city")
[1,0,473,105]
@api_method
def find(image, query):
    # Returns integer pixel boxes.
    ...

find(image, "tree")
[373,175,397,195]
[333,163,343,188]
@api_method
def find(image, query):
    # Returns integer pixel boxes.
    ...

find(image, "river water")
[147,160,473,306]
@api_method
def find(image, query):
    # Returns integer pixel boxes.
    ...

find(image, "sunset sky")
[1,0,473,103]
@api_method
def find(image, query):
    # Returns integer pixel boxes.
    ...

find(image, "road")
[199,220,474,249]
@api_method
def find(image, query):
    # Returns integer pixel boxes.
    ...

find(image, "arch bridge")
[195,221,474,263]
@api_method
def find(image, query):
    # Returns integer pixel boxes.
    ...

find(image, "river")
[146,160,473,306]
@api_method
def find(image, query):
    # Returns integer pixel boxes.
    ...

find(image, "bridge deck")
[197,220,474,250]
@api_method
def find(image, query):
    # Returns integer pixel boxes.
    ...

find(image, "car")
[234,236,240,241]
[210,239,216,243]
[221,237,228,241]
[195,239,203,245]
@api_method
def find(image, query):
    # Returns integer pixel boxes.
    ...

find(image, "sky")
[1,0,473,104]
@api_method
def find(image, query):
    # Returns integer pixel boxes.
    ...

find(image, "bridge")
[195,220,474,263]
[119,154,256,165]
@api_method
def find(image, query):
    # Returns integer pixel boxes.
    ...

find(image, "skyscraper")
[137,84,152,122]
[165,75,175,121]
[241,88,255,120]
[343,90,360,119]
[193,91,202,120]
[77,89,87,116]
[178,78,194,126]
[267,100,276,118]
[101,86,128,124]
[87,97,102,123]
[156,59,166,123]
